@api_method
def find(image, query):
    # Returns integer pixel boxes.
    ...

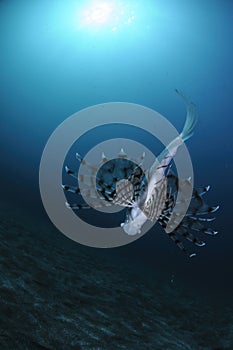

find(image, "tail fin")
[175,89,198,142]
[149,90,197,179]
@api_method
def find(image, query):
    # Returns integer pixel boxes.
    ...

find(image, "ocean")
[0,0,233,349]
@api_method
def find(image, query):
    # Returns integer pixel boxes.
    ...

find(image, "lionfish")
[63,90,219,257]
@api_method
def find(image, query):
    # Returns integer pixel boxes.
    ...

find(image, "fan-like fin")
[166,230,196,258]
[78,174,96,187]
[76,153,98,175]
[66,202,90,210]
[112,179,134,207]
[158,172,219,257]
[176,226,206,247]
[62,184,80,194]
[118,148,127,158]
[65,166,78,179]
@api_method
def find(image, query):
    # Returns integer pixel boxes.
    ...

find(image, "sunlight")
[83,2,113,25]
[80,0,136,32]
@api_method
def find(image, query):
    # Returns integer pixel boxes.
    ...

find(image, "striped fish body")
[142,176,167,222]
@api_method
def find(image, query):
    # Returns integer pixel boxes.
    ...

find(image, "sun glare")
[83,2,113,25]
[80,1,136,31]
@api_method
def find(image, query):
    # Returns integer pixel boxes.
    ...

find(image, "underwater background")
[0,0,233,349]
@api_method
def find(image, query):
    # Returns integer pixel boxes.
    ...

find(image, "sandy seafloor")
[0,202,232,350]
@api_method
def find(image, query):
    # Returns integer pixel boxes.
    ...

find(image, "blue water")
[1,0,233,348]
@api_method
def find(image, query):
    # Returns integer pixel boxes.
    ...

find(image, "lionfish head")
[120,210,142,236]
